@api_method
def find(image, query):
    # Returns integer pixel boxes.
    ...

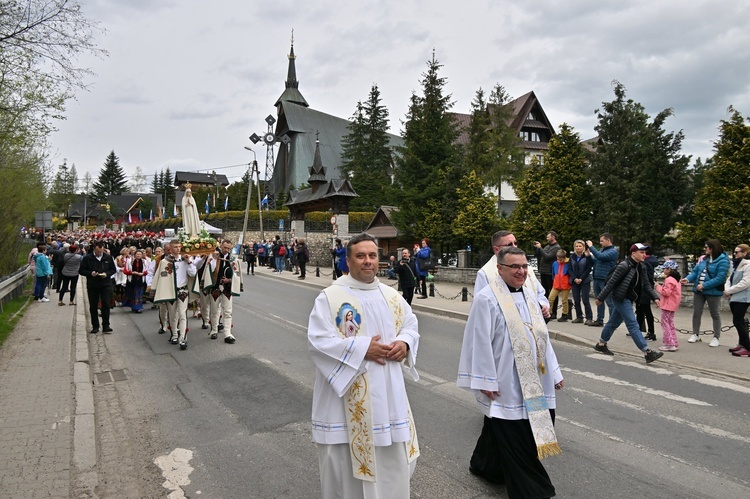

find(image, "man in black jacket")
[79,240,116,334]
[394,248,418,305]
[534,231,561,317]
[593,243,663,363]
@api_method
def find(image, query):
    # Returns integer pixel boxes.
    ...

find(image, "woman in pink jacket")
[656,260,682,351]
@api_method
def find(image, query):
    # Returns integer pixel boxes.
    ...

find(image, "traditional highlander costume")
[151,252,198,349]
[205,249,242,343]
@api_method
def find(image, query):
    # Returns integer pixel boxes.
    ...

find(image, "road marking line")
[679,374,750,395]
[556,416,728,471]
[562,368,712,406]
[567,387,750,444]
[418,371,450,384]
[615,361,673,375]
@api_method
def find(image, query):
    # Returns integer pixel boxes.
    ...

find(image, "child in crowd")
[656,260,682,351]
[549,249,572,321]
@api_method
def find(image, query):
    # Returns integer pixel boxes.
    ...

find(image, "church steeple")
[275,30,309,108]
[308,132,327,193]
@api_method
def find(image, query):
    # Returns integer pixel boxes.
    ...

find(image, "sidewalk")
[0,284,95,498]
[254,264,750,382]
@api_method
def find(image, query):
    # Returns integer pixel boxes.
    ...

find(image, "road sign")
[34,211,53,230]
[330,215,336,225]
[278,219,284,231]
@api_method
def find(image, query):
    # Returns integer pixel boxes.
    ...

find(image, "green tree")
[341,84,394,211]
[588,82,691,250]
[392,52,460,243]
[163,167,175,205]
[452,169,499,249]
[511,123,592,250]
[92,150,128,202]
[48,159,77,213]
[676,108,750,251]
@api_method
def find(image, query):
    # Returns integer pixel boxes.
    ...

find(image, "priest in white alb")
[307,233,420,499]
[458,246,564,499]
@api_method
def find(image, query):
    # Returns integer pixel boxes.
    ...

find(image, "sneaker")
[571,318,584,324]
[668,345,679,352]
[589,320,603,327]
[729,345,743,352]
[709,337,720,347]
[688,334,701,343]
[40,297,50,302]
[645,332,657,341]
[731,347,750,357]
[593,343,614,356]
[658,345,671,352]
[644,350,664,363]
[557,314,569,322]
[584,319,594,326]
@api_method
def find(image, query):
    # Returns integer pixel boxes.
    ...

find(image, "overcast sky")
[49,0,750,190]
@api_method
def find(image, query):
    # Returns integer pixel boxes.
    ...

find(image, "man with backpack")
[593,243,664,364]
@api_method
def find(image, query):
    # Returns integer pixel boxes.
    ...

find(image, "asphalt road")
[94,275,750,498]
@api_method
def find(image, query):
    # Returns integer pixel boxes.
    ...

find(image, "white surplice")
[457,285,562,420]
[308,276,419,446]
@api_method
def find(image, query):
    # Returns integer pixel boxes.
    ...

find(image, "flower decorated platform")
[177,226,219,255]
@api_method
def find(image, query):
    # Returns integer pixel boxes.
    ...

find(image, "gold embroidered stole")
[323,281,419,482]
[488,276,561,459]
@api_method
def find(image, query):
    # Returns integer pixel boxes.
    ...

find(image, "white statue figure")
[181,183,202,237]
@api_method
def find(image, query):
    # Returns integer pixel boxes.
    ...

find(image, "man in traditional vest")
[151,239,198,350]
[307,233,421,498]
[458,246,564,498]
[146,244,169,335]
[205,239,243,344]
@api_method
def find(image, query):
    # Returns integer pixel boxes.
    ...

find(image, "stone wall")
[223,230,338,267]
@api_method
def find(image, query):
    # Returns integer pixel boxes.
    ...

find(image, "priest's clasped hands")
[365,335,409,365]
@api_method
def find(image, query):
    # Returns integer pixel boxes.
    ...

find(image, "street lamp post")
[244,147,264,241]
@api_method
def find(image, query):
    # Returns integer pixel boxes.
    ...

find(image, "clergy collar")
[332,274,380,290]
[507,285,524,293]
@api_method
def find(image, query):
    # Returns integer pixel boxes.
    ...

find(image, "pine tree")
[510,123,592,250]
[452,170,499,249]
[92,150,128,202]
[49,159,73,213]
[150,169,162,195]
[341,85,394,211]
[392,52,460,242]
[486,85,526,191]
[163,167,175,205]
[588,82,690,249]
[676,108,750,251]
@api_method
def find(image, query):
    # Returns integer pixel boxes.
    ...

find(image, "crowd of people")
[530,231,750,359]
[24,225,750,498]
[26,227,244,349]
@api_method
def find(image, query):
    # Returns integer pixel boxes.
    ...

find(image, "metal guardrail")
[0,266,29,313]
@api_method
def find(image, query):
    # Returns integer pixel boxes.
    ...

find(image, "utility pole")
[244,147,264,241]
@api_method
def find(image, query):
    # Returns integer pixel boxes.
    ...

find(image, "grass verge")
[0,293,32,348]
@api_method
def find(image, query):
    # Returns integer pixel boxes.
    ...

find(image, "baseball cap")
[629,243,649,252]
[662,260,678,270]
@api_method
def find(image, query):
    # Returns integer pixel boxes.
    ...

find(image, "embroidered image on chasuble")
[308,278,420,482]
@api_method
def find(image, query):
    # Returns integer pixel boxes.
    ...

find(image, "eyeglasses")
[497,241,518,247]
[733,250,744,254]
[499,263,529,270]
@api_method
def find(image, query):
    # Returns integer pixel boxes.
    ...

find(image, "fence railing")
[0,266,29,313]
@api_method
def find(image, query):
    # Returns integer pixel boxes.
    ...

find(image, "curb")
[73,281,98,494]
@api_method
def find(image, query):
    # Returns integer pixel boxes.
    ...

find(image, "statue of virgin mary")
[181,183,202,237]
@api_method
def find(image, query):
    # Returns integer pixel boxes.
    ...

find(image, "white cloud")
[50,0,750,183]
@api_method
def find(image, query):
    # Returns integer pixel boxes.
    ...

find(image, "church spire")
[308,132,327,192]
[275,29,309,108]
